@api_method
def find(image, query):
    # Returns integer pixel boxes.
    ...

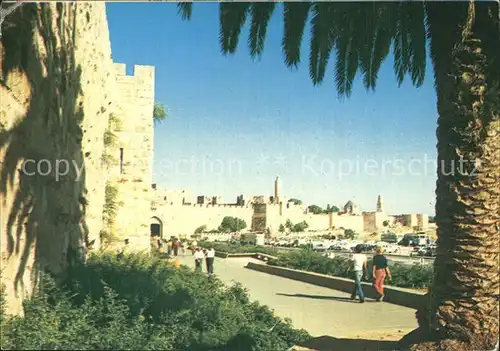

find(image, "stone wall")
[363,212,395,232]
[395,214,418,228]
[331,213,365,232]
[152,203,254,236]
[416,214,429,229]
[0,2,118,314]
[107,64,155,251]
[0,3,156,314]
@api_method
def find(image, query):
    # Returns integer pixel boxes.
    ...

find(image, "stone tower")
[377,195,385,213]
[274,176,281,203]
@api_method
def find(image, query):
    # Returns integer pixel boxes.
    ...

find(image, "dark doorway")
[150,223,161,237]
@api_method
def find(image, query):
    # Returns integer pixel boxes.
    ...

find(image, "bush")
[1,253,310,350]
[198,242,279,256]
[268,250,433,289]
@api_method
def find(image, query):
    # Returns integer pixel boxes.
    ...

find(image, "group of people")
[350,246,392,303]
[193,246,215,276]
[151,236,192,256]
[149,236,216,276]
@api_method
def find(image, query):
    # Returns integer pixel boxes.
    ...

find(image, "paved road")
[176,255,418,338]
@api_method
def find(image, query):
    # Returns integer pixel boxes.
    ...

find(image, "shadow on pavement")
[277,293,377,303]
[291,335,400,351]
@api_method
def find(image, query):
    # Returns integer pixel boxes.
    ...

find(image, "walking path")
[176,255,418,338]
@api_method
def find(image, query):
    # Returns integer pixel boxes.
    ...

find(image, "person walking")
[194,247,204,271]
[173,239,179,256]
[167,239,173,255]
[205,246,215,276]
[350,246,367,303]
[372,246,392,302]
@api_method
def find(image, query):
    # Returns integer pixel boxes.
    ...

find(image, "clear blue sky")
[106,3,437,215]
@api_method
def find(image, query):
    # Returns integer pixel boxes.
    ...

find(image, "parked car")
[417,245,437,257]
[353,244,375,253]
[313,243,330,251]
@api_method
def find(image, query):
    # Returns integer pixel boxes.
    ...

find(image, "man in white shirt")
[205,247,215,276]
[350,246,367,303]
[194,247,204,271]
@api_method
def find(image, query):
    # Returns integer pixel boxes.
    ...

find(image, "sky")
[106,3,438,215]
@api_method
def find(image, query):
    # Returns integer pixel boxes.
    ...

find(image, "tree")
[218,216,247,233]
[288,198,302,205]
[153,103,167,124]
[323,204,340,213]
[177,3,500,348]
[285,219,293,230]
[291,221,308,233]
[278,224,285,233]
[344,229,356,240]
[307,205,323,214]
[382,220,390,227]
[194,225,207,234]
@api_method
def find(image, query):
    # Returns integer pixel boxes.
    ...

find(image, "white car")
[384,244,400,254]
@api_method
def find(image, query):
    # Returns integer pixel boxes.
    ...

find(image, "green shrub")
[2,278,172,350]
[1,253,309,350]
[198,242,279,256]
[268,250,432,289]
[389,263,433,289]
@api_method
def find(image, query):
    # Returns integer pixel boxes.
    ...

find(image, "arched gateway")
[150,216,163,239]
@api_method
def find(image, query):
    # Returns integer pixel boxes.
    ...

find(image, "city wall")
[363,212,394,233]
[152,204,254,236]
[1,2,116,314]
[107,64,155,250]
[0,3,155,314]
[331,213,365,232]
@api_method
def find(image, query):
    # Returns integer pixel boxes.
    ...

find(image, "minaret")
[274,176,280,203]
[377,195,385,213]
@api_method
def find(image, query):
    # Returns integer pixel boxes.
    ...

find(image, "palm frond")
[358,4,377,90]
[248,3,276,59]
[365,4,395,91]
[177,2,192,20]
[407,3,427,87]
[309,3,336,85]
[282,2,311,68]
[219,3,251,55]
[393,3,413,87]
[334,5,359,98]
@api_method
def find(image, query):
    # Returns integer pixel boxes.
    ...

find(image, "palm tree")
[178,2,499,349]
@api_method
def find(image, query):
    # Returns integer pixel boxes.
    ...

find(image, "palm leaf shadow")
[1,3,88,294]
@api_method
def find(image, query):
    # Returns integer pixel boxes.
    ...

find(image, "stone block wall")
[395,214,419,228]
[0,2,119,314]
[0,3,157,314]
[152,204,254,236]
[331,213,365,232]
[107,64,155,251]
[416,213,429,229]
[302,213,330,231]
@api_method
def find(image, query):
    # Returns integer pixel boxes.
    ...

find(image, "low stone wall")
[215,251,229,258]
[246,262,426,309]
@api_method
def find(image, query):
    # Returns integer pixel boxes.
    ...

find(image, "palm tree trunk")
[412,3,500,350]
